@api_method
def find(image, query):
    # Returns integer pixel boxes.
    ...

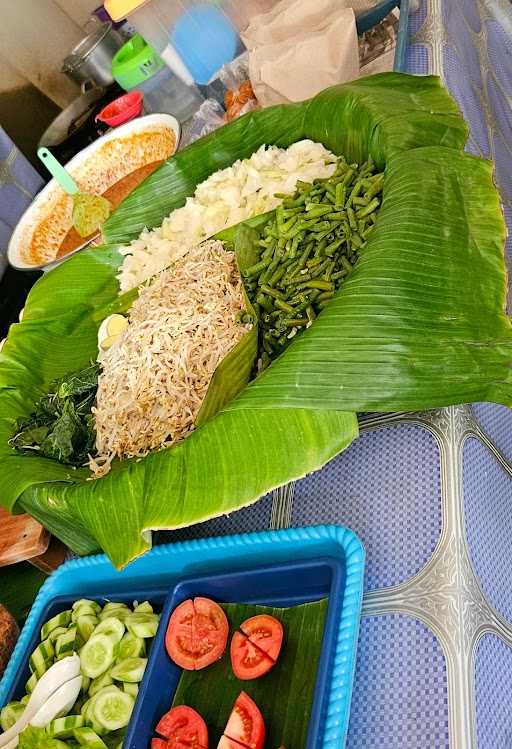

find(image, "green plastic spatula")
[37,147,112,238]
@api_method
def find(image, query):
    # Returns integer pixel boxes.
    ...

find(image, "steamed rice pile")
[118,140,338,291]
[90,240,249,478]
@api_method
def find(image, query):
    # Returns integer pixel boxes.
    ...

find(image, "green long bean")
[244,155,383,369]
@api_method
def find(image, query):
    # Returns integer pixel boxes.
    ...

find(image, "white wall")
[0,0,102,107]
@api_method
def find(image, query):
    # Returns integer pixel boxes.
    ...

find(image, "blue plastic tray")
[127,558,344,748]
[0,525,364,749]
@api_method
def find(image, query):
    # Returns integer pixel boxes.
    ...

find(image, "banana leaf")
[172,599,328,748]
[0,72,509,568]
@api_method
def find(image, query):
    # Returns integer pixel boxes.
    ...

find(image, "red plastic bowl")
[96,91,144,127]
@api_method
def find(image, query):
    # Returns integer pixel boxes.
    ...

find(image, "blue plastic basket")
[0,525,364,749]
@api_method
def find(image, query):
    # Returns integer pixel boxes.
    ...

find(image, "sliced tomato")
[156,705,209,749]
[224,692,265,749]
[166,597,228,670]
[192,597,229,670]
[151,739,168,749]
[240,615,283,662]
[217,738,247,749]
[165,599,196,670]
[230,631,275,680]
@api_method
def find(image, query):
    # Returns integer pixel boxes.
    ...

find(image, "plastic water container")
[104,0,243,86]
[112,33,203,122]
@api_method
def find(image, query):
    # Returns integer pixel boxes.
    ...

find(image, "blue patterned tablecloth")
[158,3,512,746]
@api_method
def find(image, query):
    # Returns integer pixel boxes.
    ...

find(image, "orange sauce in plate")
[56,160,162,259]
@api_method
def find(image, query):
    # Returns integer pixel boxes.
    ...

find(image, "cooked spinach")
[10,364,99,466]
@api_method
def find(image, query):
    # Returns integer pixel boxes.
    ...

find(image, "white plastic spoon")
[0,655,80,748]
[30,676,82,727]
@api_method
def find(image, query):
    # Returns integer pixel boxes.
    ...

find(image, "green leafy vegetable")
[173,599,328,749]
[9,364,99,466]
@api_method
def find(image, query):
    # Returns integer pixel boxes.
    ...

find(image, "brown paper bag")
[242,0,360,106]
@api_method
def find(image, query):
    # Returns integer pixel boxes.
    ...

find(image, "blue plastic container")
[1,589,168,706]
[127,558,344,748]
[0,525,364,749]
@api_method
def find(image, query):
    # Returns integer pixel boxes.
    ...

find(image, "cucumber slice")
[0,702,25,731]
[93,690,134,731]
[26,672,38,694]
[48,626,69,644]
[73,605,100,622]
[125,613,159,639]
[84,687,121,727]
[133,601,153,614]
[101,603,130,615]
[90,719,110,736]
[89,670,113,697]
[48,715,85,738]
[80,634,115,679]
[80,697,92,718]
[81,675,91,694]
[29,638,55,677]
[55,627,77,657]
[117,633,145,661]
[73,727,108,749]
[99,607,130,624]
[71,598,101,619]
[76,615,98,643]
[122,682,138,698]
[110,658,147,683]
[94,618,125,644]
[41,610,72,640]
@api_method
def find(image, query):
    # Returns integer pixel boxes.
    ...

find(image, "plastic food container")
[112,34,203,122]
[105,0,242,85]
[0,525,365,748]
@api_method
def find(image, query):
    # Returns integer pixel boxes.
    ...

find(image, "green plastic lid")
[112,33,165,90]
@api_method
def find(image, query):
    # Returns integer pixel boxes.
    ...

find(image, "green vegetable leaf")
[9,364,98,467]
[54,364,100,402]
[173,599,328,749]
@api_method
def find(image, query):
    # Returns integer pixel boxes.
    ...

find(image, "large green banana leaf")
[0,72,509,568]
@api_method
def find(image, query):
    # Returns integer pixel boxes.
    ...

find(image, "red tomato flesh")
[240,615,283,662]
[224,692,265,749]
[230,631,275,680]
[156,705,209,749]
[151,739,168,749]
[166,597,228,670]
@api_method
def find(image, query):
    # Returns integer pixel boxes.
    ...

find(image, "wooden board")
[0,507,50,567]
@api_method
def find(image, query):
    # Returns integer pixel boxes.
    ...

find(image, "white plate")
[8,113,180,272]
